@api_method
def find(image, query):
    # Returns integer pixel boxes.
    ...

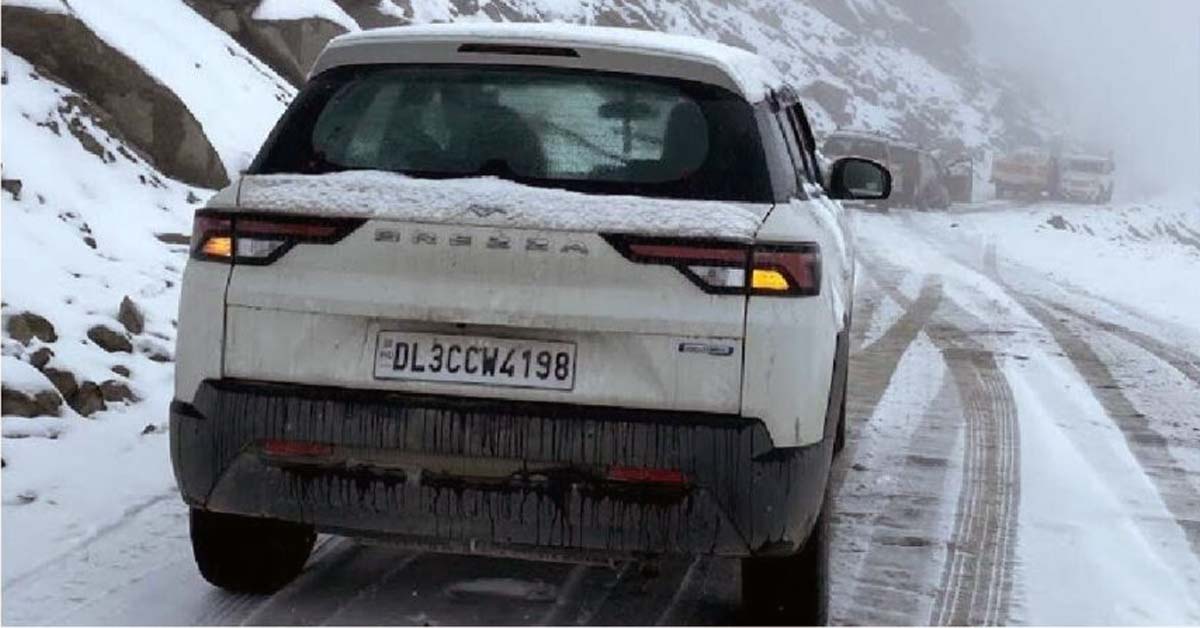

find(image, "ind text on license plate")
[374,332,576,390]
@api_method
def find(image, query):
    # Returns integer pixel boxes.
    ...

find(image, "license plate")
[374,332,576,390]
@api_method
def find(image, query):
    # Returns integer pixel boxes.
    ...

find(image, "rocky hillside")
[0,0,1034,428]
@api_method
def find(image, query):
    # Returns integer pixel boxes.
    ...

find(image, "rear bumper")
[170,379,832,559]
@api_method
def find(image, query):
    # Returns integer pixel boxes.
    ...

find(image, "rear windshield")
[252,65,772,202]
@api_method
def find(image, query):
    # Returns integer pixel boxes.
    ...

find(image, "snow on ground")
[907,199,1200,333]
[1005,354,1200,624]
[253,0,361,33]
[854,204,1200,624]
[1,49,190,584]
[6,0,296,174]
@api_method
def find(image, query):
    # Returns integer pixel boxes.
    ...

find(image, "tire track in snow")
[926,336,1020,626]
[1041,300,1200,388]
[833,273,944,497]
[905,214,1200,586]
[974,238,1200,558]
[1010,296,1200,558]
[848,255,1020,625]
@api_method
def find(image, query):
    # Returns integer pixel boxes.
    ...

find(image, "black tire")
[741,495,831,625]
[190,508,316,594]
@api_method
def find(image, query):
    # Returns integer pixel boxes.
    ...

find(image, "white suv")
[170,23,889,623]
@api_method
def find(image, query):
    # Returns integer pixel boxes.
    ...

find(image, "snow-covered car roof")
[311,22,786,103]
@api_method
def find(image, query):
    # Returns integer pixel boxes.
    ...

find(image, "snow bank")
[237,171,767,240]
[331,22,786,102]
[252,0,360,33]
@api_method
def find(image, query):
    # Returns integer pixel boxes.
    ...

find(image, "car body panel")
[172,25,859,562]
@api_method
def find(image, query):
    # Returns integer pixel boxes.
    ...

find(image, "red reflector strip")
[262,439,334,457]
[606,466,688,485]
[626,242,746,265]
[237,218,342,239]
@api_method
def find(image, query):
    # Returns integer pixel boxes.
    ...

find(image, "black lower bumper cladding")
[171,380,832,558]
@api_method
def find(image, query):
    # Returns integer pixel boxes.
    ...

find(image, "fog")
[956,0,1200,198]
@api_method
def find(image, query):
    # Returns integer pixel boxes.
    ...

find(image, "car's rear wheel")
[741,495,830,625]
[190,508,315,594]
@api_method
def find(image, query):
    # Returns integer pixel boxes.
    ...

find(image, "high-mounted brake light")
[190,210,364,265]
[606,235,821,297]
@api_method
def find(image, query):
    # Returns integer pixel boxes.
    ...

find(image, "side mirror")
[827,157,892,201]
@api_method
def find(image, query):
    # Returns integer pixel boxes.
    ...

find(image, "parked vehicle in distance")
[992,147,1114,203]
[823,130,950,210]
[170,23,891,624]
[1059,153,1115,203]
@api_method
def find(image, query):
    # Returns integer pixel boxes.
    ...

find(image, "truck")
[992,147,1114,203]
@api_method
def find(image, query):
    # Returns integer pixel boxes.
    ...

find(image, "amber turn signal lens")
[751,268,790,291]
[200,236,233,258]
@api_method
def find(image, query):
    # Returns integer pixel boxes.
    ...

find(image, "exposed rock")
[42,367,79,400]
[2,386,62,417]
[72,382,107,417]
[1,178,22,200]
[99,379,137,403]
[154,232,191,245]
[117,296,145,335]
[111,364,132,377]
[141,341,174,363]
[331,0,408,29]
[28,347,54,370]
[185,0,354,87]
[87,325,133,353]
[1047,215,1069,230]
[801,80,853,128]
[6,311,57,345]
[1,5,229,188]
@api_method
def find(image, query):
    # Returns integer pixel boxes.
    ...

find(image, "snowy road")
[5,203,1200,625]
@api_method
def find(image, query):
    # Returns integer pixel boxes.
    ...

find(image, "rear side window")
[253,65,773,202]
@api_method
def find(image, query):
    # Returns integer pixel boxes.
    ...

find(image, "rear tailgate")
[220,173,770,414]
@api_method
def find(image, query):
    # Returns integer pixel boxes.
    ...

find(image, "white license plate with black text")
[374,332,576,390]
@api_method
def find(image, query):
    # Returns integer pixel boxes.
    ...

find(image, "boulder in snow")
[6,312,57,345]
[28,347,54,370]
[41,366,79,401]
[99,380,137,404]
[117,296,145,335]
[87,325,133,353]
[72,382,107,417]
[1,387,62,418]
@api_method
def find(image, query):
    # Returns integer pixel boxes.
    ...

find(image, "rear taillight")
[190,210,364,264]
[606,236,820,297]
